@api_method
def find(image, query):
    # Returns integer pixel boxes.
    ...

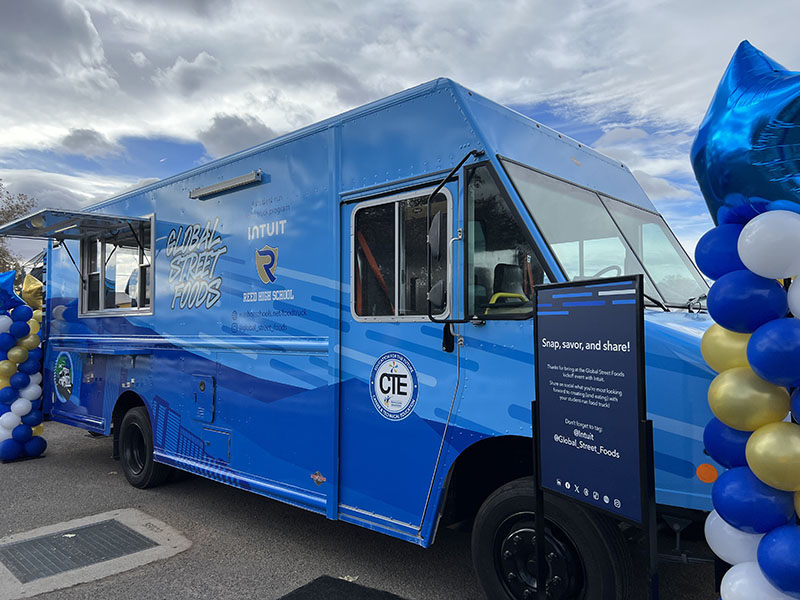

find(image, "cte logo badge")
[369,352,419,421]
[256,244,278,284]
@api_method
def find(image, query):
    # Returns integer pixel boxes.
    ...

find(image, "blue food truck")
[0,79,714,599]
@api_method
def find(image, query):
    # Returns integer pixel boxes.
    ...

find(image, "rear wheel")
[472,477,632,600]
[119,406,170,489]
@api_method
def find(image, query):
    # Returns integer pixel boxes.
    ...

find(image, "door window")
[466,165,549,319]
[353,190,448,320]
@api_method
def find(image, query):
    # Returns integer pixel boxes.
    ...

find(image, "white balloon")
[0,315,12,333]
[789,281,800,319]
[10,398,31,417]
[705,510,764,565]
[721,562,794,600]
[19,384,41,400]
[0,426,11,442]
[28,372,42,385]
[737,210,800,279]
[52,305,66,320]
[0,412,21,430]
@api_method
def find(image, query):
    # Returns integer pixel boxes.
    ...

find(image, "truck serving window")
[501,159,708,307]
[466,165,549,319]
[353,191,448,320]
[80,220,152,314]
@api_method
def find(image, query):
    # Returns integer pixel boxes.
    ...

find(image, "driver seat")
[493,264,526,302]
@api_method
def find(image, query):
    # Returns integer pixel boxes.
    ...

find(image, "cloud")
[61,128,123,158]
[198,113,276,158]
[153,51,220,96]
[130,51,150,67]
[1,0,799,254]
[0,168,143,209]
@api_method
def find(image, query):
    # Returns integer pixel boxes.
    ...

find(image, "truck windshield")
[501,159,708,307]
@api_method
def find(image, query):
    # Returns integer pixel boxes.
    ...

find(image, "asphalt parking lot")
[1,422,718,599]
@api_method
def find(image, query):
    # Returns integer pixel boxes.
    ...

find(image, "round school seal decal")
[54,352,74,403]
[369,352,419,421]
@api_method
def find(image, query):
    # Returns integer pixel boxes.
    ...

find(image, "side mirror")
[429,280,446,311]
[428,211,444,262]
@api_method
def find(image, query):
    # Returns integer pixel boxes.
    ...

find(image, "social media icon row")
[555,479,621,509]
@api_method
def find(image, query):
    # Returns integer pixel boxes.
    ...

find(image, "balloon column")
[0,271,46,462]
[693,41,800,600]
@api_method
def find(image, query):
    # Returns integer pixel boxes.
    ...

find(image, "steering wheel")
[591,265,622,278]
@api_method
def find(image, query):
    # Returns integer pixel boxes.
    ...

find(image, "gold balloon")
[746,422,800,491]
[7,346,29,364]
[0,377,9,389]
[27,319,40,335]
[19,334,40,350]
[701,324,751,373]
[21,274,42,310]
[32,309,43,322]
[0,360,17,378]
[32,424,43,436]
[708,366,790,431]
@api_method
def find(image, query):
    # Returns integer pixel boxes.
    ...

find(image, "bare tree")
[0,179,37,280]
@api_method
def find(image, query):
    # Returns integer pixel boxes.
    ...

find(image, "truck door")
[458,163,551,444]
[339,184,459,535]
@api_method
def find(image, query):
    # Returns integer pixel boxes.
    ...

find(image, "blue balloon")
[0,438,22,461]
[10,305,32,322]
[703,417,751,469]
[793,389,800,422]
[27,347,42,363]
[9,372,30,390]
[692,41,800,223]
[18,358,40,374]
[9,321,29,339]
[12,424,32,444]
[0,404,8,415]
[0,271,23,312]
[748,318,800,387]
[0,386,16,404]
[717,203,760,226]
[768,200,800,216]
[712,466,795,533]
[694,225,746,280]
[21,409,42,427]
[758,524,800,599]
[0,333,16,351]
[707,270,787,333]
[23,435,46,458]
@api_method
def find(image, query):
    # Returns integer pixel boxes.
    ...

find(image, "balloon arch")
[692,41,800,599]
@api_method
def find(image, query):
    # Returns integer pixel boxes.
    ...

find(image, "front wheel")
[471,477,632,600]
[119,406,171,489]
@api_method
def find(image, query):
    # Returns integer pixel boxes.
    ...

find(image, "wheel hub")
[496,516,584,600]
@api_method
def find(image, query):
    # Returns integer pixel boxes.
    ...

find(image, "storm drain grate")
[0,519,158,584]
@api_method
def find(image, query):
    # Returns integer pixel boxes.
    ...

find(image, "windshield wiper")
[687,294,707,313]
[644,293,669,312]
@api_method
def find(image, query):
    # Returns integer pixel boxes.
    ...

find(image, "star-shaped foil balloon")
[0,271,24,311]
[691,40,800,224]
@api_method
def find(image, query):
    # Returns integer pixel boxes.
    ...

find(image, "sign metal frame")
[532,274,658,599]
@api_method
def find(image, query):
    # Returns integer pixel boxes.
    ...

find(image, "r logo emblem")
[256,244,278,284]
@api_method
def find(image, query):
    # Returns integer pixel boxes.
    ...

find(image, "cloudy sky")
[1,0,798,261]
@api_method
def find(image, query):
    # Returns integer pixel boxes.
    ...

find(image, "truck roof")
[90,77,654,212]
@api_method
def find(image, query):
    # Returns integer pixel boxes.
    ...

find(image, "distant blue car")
[1,79,714,599]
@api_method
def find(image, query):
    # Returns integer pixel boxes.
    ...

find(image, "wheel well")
[438,435,533,531]
[111,391,146,459]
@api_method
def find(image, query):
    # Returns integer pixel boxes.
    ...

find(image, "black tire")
[472,477,632,600]
[119,406,170,489]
